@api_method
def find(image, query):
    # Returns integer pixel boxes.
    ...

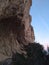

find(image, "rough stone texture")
[0,0,35,61]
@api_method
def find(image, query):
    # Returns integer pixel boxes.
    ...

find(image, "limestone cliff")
[0,0,35,61]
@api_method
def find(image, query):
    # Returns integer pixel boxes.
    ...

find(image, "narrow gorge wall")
[0,0,35,61]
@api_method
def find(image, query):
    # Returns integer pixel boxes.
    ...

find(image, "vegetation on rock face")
[0,42,49,65]
[12,42,49,65]
[0,42,47,65]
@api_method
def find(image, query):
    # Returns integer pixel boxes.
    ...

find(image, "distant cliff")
[0,0,35,61]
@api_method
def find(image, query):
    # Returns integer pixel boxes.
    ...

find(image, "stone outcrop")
[0,0,35,61]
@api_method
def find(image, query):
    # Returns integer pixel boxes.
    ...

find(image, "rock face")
[0,0,35,61]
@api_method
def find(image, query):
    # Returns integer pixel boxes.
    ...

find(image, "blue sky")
[30,0,49,49]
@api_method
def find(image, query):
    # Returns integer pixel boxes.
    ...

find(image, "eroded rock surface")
[0,0,35,61]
